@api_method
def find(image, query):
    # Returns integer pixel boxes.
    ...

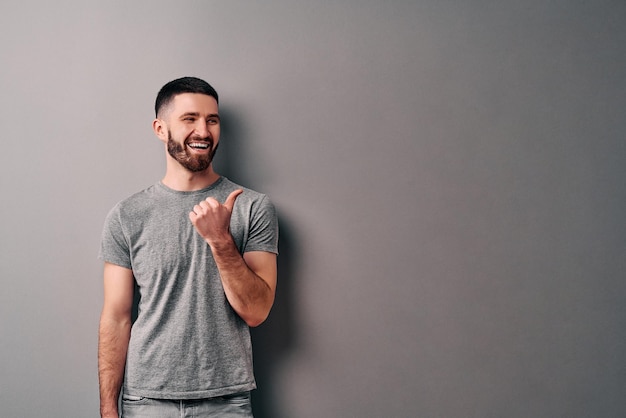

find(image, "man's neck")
[161,164,221,192]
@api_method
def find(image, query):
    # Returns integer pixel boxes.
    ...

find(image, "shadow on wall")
[219,107,299,418]
[251,219,297,418]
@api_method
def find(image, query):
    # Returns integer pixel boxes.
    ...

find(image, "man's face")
[158,93,220,172]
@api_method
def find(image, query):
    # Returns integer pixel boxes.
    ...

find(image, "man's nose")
[195,121,210,138]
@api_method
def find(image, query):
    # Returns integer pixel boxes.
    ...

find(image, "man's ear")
[153,118,168,143]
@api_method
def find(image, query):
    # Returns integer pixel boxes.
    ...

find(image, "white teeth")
[188,143,209,149]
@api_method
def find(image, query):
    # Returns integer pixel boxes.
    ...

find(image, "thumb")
[224,189,243,211]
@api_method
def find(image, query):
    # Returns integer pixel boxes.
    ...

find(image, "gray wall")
[1,1,625,417]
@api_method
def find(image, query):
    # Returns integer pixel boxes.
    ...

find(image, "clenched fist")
[189,189,243,246]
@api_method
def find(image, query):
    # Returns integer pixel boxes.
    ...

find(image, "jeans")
[121,392,253,417]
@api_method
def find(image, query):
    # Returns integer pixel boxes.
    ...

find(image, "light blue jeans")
[121,392,253,417]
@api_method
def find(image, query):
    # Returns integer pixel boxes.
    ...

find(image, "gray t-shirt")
[99,177,278,399]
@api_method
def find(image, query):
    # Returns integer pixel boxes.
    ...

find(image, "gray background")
[1,1,625,417]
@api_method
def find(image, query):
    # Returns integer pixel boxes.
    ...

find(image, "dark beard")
[166,131,218,172]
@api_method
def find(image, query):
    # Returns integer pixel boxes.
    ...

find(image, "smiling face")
[154,93,220,173]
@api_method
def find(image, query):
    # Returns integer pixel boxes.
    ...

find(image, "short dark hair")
[155,76,219,117]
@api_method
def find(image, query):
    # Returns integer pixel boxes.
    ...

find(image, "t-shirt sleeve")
[98,204,133,269]
[243,195,279,254]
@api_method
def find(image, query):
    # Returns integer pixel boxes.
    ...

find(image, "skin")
[98,92,277,417]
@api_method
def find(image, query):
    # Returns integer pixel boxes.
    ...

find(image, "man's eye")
[208,119,219,125]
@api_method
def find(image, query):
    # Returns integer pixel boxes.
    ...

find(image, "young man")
[98,77,278,418]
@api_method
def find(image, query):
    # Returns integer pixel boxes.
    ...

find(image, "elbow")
[234,290,275,327]
[241,301,273,328]
[243,311,270,328]
[246,319,265,328]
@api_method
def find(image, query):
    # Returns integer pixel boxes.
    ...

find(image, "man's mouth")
[187,142,211,150]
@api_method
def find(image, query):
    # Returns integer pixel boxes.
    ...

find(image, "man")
[98,77,278,417]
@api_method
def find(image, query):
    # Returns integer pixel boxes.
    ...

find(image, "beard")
[166,130,219,172]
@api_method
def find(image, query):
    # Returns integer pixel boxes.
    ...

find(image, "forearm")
[98,315,131,417]
[189,190,276,326]
[210,238,274,327]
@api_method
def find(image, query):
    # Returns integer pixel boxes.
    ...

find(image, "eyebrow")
[179,112,220,120]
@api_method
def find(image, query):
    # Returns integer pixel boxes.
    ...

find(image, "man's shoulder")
[108,183,160,215]
[218,178,269,202]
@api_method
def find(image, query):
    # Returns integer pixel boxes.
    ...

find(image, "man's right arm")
[98,262,134,418]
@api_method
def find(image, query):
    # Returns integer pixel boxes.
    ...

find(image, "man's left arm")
[190,189,277,327]
[213,247,277,327]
